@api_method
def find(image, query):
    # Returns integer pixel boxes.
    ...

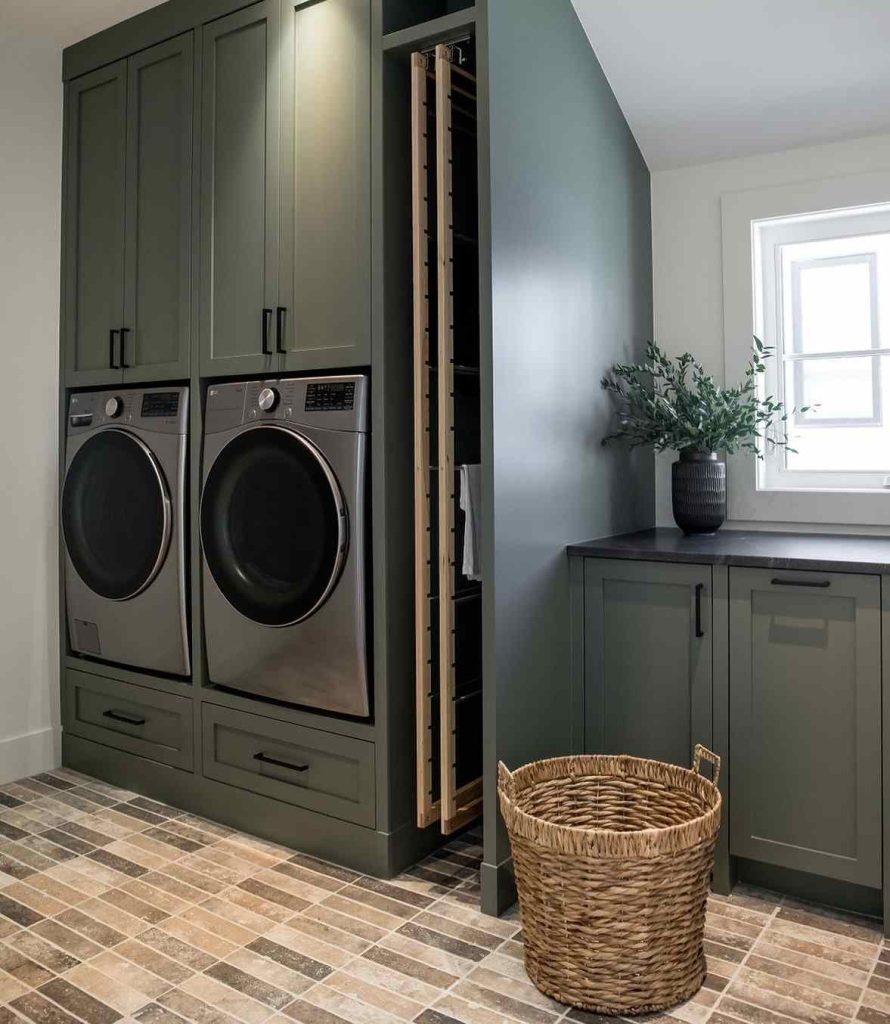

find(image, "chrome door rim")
[200,423,349,627]
[62,427,173,602]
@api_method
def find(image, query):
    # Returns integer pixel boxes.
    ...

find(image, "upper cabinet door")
[729,567,881,888]
[122,34,194,383]
[200,3,280,377]
[583,558,713,767]
[277,0,371,371]
[63,62,128,387]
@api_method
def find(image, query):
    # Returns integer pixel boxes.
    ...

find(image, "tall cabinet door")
[122,34,194,383]
[63,62,128,387]
[277,0,371,371]
[200,3,280,377]
[584,559,712,767]
[730,567,881,888]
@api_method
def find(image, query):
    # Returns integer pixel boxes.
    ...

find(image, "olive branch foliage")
[601,338,807,457]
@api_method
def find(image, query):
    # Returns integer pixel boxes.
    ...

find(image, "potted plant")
[601,339,801,535]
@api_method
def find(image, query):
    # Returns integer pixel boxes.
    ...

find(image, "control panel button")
[104,396,123,419]
[258,387,280,413]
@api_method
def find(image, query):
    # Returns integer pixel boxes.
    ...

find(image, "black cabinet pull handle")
[103,709,146,726]
[262,308,274,355]
[695,583,705,638]
[770,577,831,588]
[119,327,131,368]
[254,752,309,773]
[276,306,287,354]
[109,329,120,369]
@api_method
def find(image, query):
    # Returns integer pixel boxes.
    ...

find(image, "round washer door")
[200,425,348,627]
[62,428,173,601]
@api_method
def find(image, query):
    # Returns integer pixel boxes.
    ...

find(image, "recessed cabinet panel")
[64,63,128,386]
[200,3,279,376]
[584,559,712,767]
[729,567,881,887]
[278,0,371,370]
[123,34,193,381]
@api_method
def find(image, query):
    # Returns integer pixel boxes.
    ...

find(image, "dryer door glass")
[62,429,172,601]
[201,425,347,627]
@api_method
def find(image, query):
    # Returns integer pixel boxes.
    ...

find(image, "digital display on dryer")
[141,392,180,418]
[305,382,355,412]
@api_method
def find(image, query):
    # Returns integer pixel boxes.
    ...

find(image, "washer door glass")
[201,425,347,627]
[62,429,172,601]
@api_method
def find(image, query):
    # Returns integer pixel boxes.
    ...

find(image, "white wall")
[651,132,890,529]
[0,1,163,782]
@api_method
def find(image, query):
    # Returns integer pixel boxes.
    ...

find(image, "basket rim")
[498,753,722,859]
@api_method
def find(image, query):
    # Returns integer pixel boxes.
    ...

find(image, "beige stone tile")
[379,931,475,981]
[468,959,563,1014]
[225,947,316,998]
[301,902,389,945]
[262,923,353,970]
[180,971,277,1024]
[319,893,407,934]
[0,883,66,918]
[283,914,371,956]
[322,969,424,1021]
[119,878,191,917]
[76,896,151,937]
[88,949,173,1001]
[300,981,406,1024]
[178,904,259,946]
[62,961,149,1015]
[430,992,520,1024]
[155,914,238,959]
[342,953,442,1006]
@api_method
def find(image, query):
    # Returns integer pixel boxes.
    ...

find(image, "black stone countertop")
[567,528,890,574]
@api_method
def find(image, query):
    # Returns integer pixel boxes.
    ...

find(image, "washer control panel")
[205,376,368,435]
[68,388,188,436]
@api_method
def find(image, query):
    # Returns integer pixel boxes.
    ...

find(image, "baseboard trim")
[481,855,516,916]
[0,726,60,784]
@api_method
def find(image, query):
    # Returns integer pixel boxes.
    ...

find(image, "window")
[754,204,890,492]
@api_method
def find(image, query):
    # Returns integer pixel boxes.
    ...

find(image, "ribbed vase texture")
[672,450,726,535]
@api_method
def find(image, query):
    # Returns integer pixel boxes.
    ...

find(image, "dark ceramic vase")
[672,449,726,535]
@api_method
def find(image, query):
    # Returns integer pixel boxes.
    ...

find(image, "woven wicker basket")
[498,745,722,1016]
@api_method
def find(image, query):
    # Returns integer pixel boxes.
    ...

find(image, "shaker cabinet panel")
[278,0,372,371]
[63,62,128,387]
[123,34,194,382]
[583,559,712,767]
[199,3,280,377]
[729,567,881,888]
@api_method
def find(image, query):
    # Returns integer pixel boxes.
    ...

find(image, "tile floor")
[0,769,886,1024]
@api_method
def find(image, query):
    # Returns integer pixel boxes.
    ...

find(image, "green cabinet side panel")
[583,558,712,767]
[63,62,128,387]
[123,33,194,382]
[200,2,280,377]
[279,0,372,371]
[729,566,881,888]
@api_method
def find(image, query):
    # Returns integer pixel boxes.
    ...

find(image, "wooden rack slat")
[411,50,439,831]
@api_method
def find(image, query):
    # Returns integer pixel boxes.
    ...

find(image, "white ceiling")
[571,0,890,171]
[0,0,166,53]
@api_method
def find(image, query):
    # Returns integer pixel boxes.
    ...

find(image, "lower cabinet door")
[63,670,193,770]
[729,567,881,887]
[583,558,712,767]
[202,704,376,827]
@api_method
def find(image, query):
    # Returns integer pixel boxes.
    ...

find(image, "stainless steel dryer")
[200,375,369,717]
[62,387,190,676]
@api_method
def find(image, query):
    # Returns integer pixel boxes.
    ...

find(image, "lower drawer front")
[64,670,193,770]
[202,704,375,828]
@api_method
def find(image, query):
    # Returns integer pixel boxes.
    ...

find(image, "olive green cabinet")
[582,559,713,765]
[729,567,882,888]
[64,35,193,386]
[199,3,280,378]
[200,0,371,377]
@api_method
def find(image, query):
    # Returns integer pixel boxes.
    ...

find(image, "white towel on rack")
[459,464,482,582]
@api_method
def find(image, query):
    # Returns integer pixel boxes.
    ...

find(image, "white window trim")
[721,170,890,526]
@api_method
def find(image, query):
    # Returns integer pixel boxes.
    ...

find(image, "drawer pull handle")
[254,752,309,773]
[770,577,831,589]
[103,709,146,726]
[694,583,705,638]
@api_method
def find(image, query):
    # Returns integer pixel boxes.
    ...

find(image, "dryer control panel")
[205,375,369,435]
[68,387,188,436]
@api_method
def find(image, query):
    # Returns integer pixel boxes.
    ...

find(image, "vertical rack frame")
[411,51,439,829]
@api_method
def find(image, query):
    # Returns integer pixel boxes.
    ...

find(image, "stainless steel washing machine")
[62,387,190,676]
[200,375,369,717]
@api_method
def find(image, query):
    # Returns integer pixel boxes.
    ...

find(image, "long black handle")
[254,752,309,773]
[119,327,131,368]
[276,306,287,354]
[109,329,120,369]
[770,577,831,588]
[103,709,146,726]
[262,308,274,355]
[695,583,705,638]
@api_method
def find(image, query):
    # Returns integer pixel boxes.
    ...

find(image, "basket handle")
[497,761,515,800]
[693,744,721,789]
